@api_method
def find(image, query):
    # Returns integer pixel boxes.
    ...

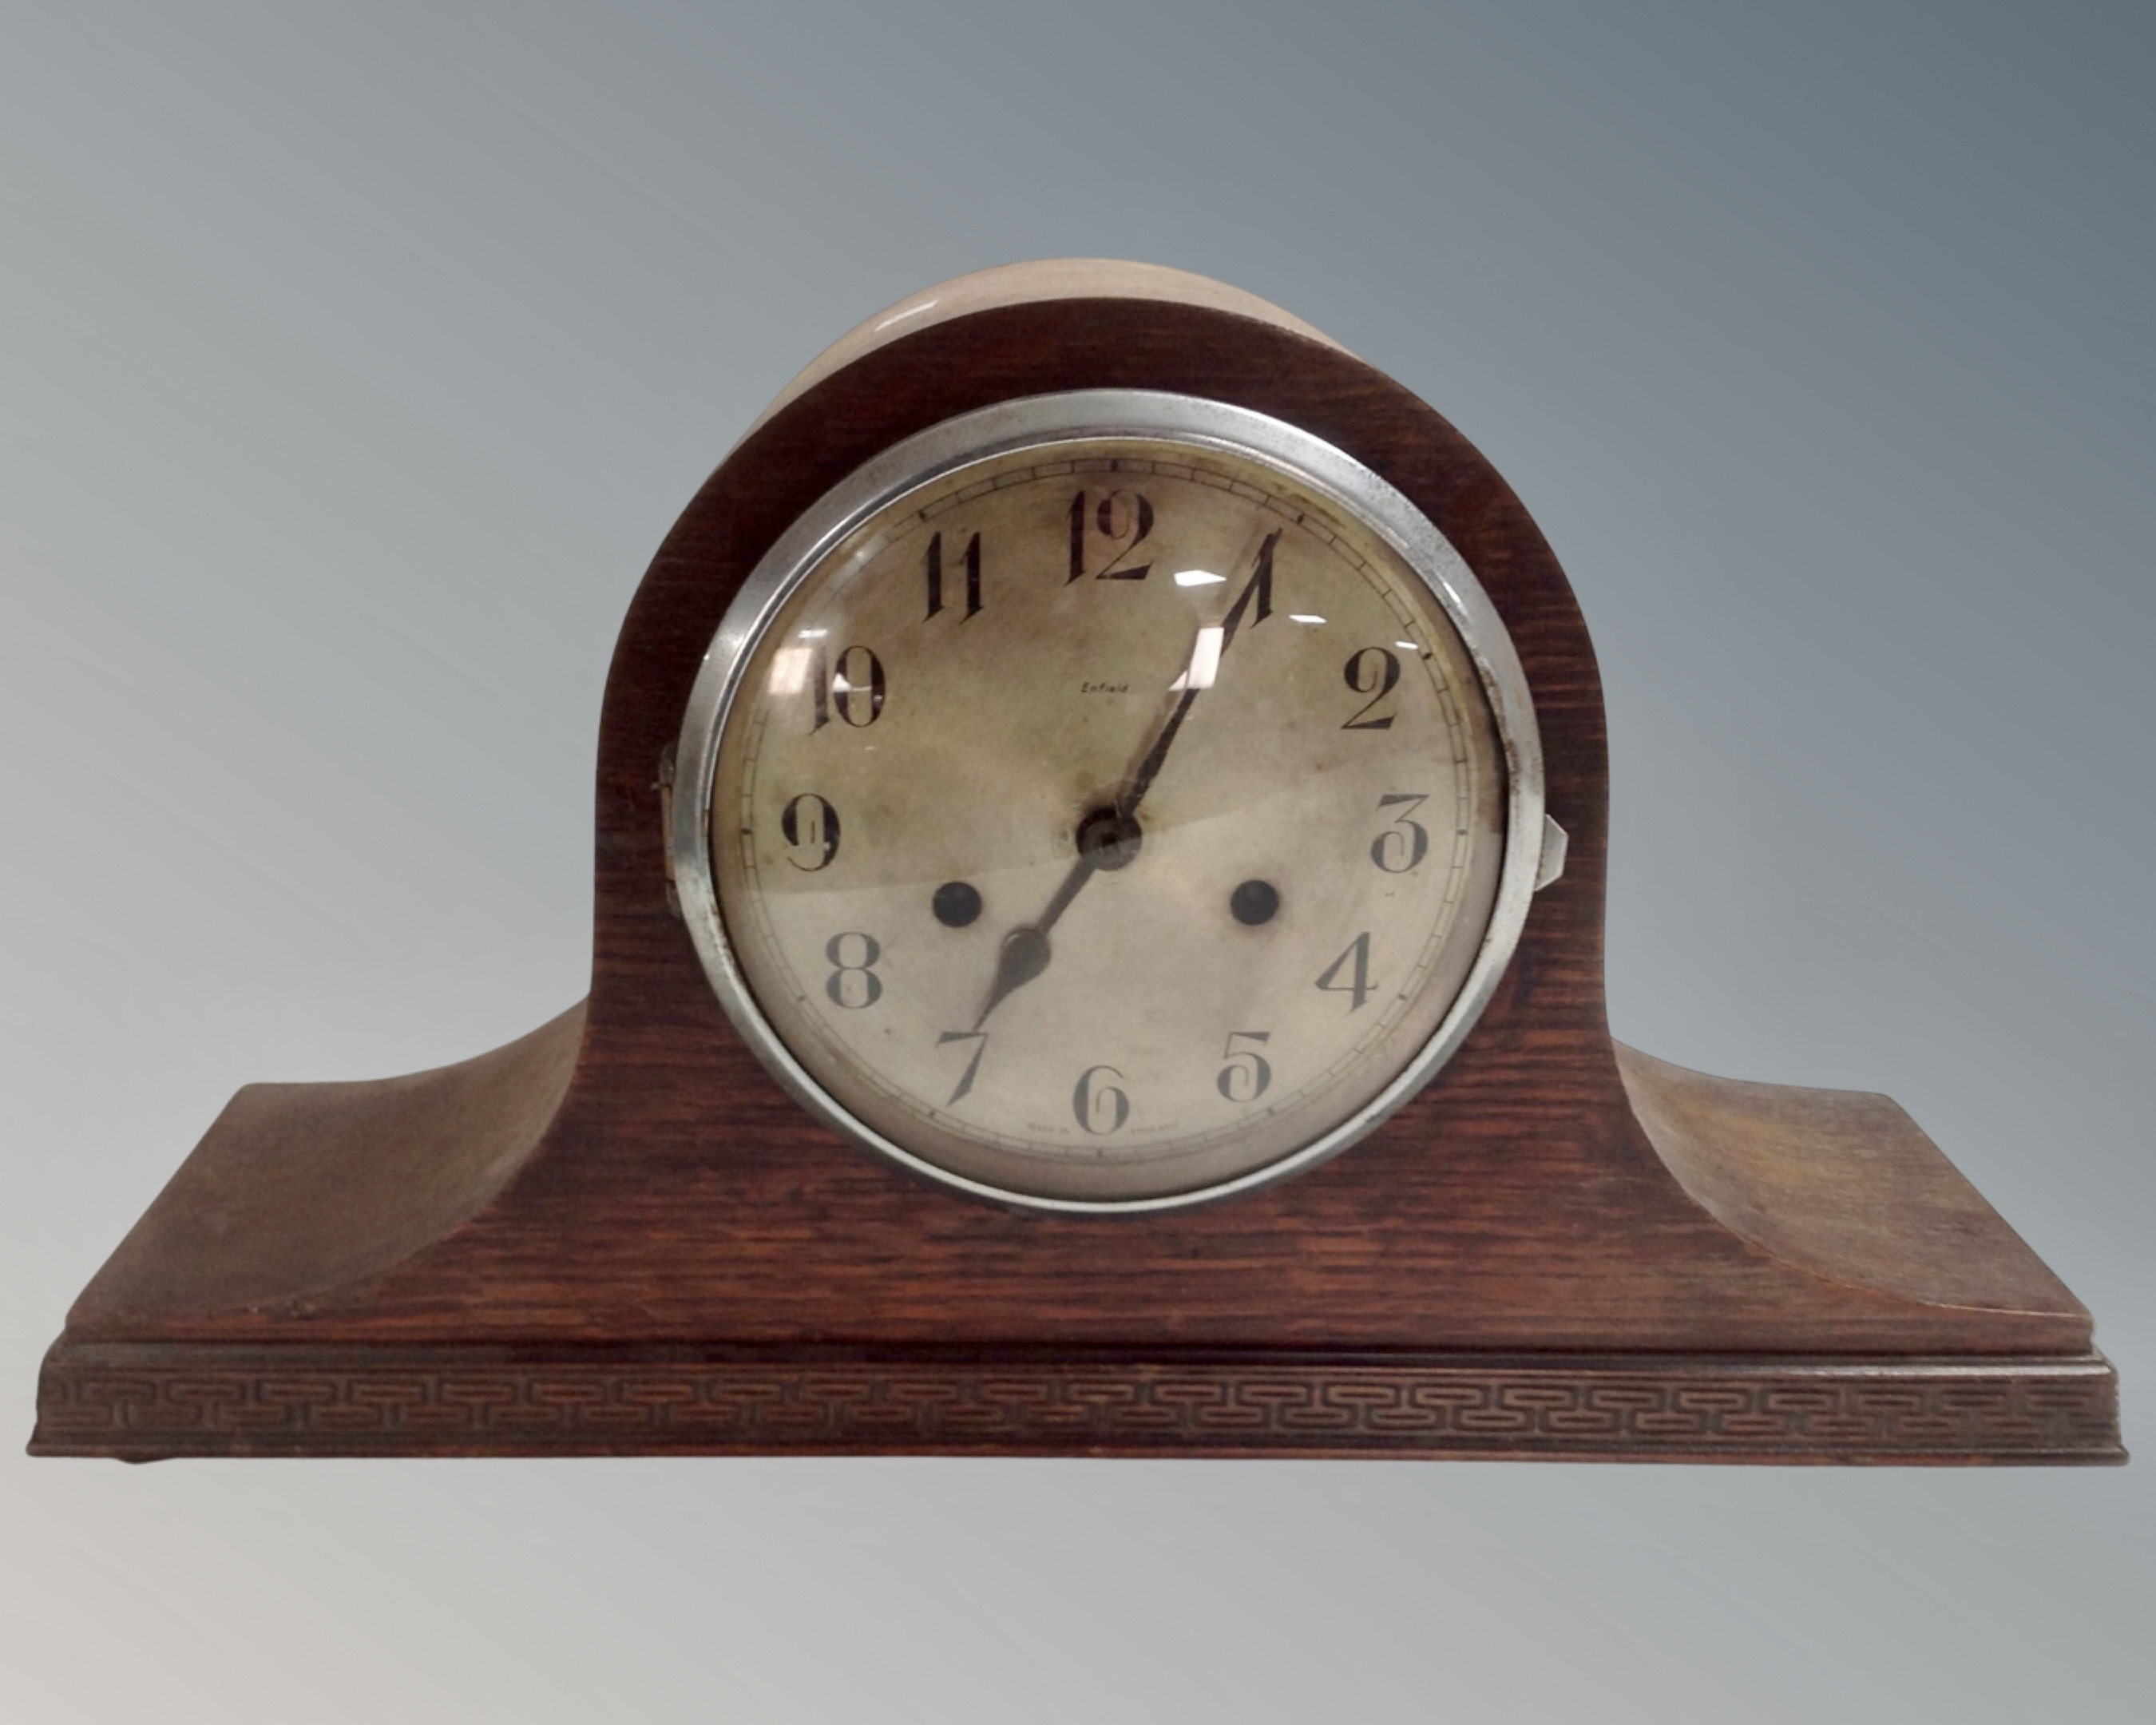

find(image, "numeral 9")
[780,794,841,871]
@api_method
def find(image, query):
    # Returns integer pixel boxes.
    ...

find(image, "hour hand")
[970,851,1101,1029]
[973,923,1052,1030]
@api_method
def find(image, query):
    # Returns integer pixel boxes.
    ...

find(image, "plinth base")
[33,1342,2122,1464]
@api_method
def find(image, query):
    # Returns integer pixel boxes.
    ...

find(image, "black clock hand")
[971,531,1278,1030]
[965,669,1202,1029]
[970,853,1096,1030]
[1116,684,1203,822]
[1118,529,1278,821]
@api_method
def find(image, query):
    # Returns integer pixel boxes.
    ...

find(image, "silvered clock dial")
[672,390,1544,1210]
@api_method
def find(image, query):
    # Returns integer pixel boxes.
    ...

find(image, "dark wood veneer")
[33,270,2119,1461]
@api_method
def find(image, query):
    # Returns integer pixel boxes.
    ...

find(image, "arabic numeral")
[937,1029,989,1105]
[806,644,887,732]
[830,644,885,728]
[1068,489,1154,582]
[1342,647,1401,730]
[924,530,982,621]
[1216,1031,1273,1103]
[824,931,883,1009]
[1072,1064,1131,1133]
[1218,533,1277,649]
[1314,932,1374,1011]
[1370,793,1429,873]
[780,793,841,871]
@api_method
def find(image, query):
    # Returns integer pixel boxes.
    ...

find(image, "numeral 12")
[1068,490,1153,582]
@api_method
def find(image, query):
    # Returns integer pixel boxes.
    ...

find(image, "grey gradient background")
[4,3,2151,1719]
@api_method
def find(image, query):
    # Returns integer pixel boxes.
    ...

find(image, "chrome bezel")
[672,390,1544,1214]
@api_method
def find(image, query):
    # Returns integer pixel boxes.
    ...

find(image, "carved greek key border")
[33,1346,2122,1462]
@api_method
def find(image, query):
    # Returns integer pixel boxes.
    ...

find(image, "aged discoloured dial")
[684,395,1529,1210]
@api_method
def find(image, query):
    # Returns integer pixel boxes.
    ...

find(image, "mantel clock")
[33,261,2121,1464]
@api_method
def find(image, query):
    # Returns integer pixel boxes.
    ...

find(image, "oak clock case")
[33,260,2120,1464]
[673,393,1537,1211]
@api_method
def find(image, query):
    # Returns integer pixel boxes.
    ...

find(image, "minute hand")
[1116,529,1278,820]
[969,533,1278,1032]
[973,634,1207,1031]
[1116,685,1202,821]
